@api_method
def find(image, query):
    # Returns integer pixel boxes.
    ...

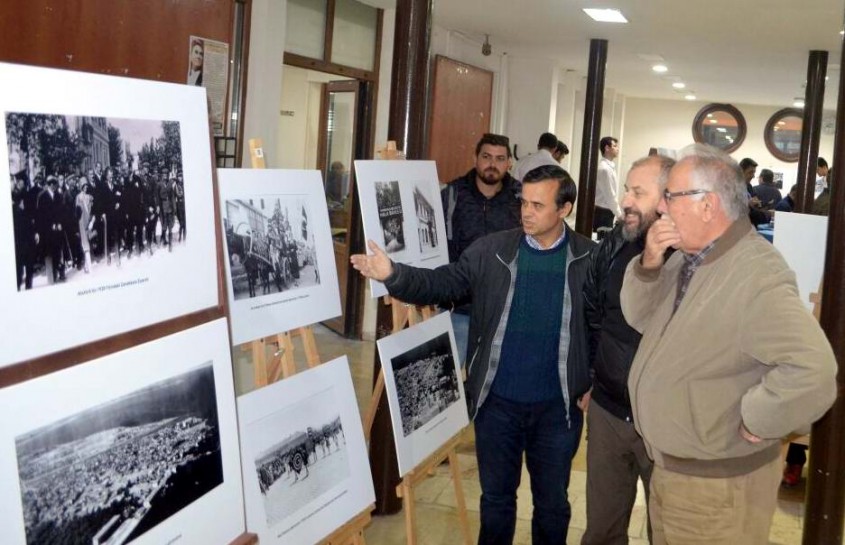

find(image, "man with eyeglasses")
[620,144,836,544]
[581,154,675,545]
[441,133,521,366]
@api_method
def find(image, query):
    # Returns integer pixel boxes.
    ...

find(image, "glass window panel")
[286,0,327,59]
[331,0,378,71]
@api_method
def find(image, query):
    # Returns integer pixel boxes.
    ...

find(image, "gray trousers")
[582,401,653,545]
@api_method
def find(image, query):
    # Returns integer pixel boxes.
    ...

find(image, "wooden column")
[795,50,828,213]
[369,0,432,515]
[803,40,845,545]
[574,39,608,236]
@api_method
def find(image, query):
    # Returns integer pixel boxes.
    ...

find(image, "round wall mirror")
[764,108,803,162]
[692,103,746,153]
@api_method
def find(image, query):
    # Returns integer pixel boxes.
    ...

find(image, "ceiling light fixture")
[652,64,668,73]
[709,119,718,124]
[794,98,805,107]
[583,8,628,23]
[716,127,727,133]
[672,82,686,89]
[685,94,697,100]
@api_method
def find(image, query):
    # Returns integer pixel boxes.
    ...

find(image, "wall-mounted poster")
[217,169,341,345]
[773,211,828,312]
[186,36,230,136]
[237,356,374,544]
[0,62,219,367]
[376,312,469,475]
[0,318,244,545]
[355,161,449,297]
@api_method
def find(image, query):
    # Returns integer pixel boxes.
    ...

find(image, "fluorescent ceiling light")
[672,82,686,89]
[716,127,727,133]
[652,64,668,73]
[840,30,844,35]
[777,121,786,126]
[685,94,697,100]
[709,119,718,124]
[583,8,628,23]
[794,99,805,107]
[706,113,713,118]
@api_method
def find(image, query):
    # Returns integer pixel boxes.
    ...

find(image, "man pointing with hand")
[352,164,594,545]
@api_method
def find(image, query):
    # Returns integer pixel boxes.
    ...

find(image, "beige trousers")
[649,455,781,545]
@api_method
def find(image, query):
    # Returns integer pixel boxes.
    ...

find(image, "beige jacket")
[622,218,836,477]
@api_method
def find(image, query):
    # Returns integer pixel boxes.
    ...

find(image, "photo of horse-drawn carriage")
[223,196,319,300]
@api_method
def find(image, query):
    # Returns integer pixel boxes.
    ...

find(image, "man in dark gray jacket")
[352,164,594,545]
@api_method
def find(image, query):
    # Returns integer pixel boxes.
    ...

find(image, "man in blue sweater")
[352,164,595,545]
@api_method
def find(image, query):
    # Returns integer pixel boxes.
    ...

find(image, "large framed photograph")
[217,169,341,345]
[0,318,244,545]
[355,161,449,297]
[237,356,374,544]
[376,312,469,475]
[0,62,219,367]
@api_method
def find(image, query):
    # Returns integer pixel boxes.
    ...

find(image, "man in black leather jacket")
[581,155,675,545]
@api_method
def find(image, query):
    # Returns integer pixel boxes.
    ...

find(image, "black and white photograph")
[377,312,470,476]
[8,112,187,291]
[0,63,220,368]
[355,161,449,298]
[391,332,461,436]
[0,319,245,545]
[375,180,405,253]
[16,363,221,545]
[413,182,439,254]
[252,403,348,527]
[217,169,341,346]
[224,196,319,301]
[238,357,374,545]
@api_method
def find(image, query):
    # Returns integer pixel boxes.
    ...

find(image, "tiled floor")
[233,324,811,544]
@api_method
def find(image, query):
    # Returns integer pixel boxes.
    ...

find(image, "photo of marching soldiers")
[14,363,223,545]
[224,196,319,300]
[251,402,348,527]
[7,112,187,291]
[413,183,439,254]
[390,332,461,437]
[375,180,405,253]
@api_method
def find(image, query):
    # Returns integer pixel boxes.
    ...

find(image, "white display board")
[773,211,828,311]
[0,318,244,545]
[354,160,449,297]
[237,356,374,544]
[1,62,218,367]
[376,312,469,476]
[217,169,341,345]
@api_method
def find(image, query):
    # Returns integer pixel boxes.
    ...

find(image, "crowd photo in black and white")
[15,363,223,545]
[252,410,348,527]
[7,112,187,290]
[375,180,405,253]
[391,332,461,437]
[224,196,319,300]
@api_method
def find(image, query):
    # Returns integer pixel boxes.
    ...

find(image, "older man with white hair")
[621,144,837,544]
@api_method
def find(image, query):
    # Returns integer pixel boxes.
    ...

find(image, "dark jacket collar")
[461,168,518,201]
[702,217,754,265]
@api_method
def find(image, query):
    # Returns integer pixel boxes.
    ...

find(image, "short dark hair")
[760,168,774,185]
[522,164,577,209]
[475,133,512,158]
[788,183,798,195]
[537,132,558,150]
[599,136,618,155]
[818,157,829,169]
[739,158,758,170]
[555,141,569,156]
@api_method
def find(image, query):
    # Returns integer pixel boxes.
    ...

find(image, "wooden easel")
[362,141,472,544]
[241,138,374,544]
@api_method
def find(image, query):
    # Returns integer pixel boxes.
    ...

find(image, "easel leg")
[402,480,417,545]
[448,450,473,545]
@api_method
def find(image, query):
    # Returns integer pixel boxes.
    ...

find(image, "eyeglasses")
[663,188,710,202]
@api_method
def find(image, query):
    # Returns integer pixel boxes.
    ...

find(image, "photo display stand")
[0,63,254,545]
[241,138,374,545]
[363,142,472,545]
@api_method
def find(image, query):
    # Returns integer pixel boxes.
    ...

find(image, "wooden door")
[428,55,494,183]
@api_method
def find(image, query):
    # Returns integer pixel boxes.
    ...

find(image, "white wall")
[620,97,835,190]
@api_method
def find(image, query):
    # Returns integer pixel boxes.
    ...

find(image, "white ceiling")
[425,0,845,109]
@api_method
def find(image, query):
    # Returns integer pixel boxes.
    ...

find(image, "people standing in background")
[595,136,622,231]
[739,157,769,226]
[816,157,829,198]
[513,132,561,183]
[775,184,798,213]
[553,140,570,163]
[441,133,521,366]
[752,168,782,211]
